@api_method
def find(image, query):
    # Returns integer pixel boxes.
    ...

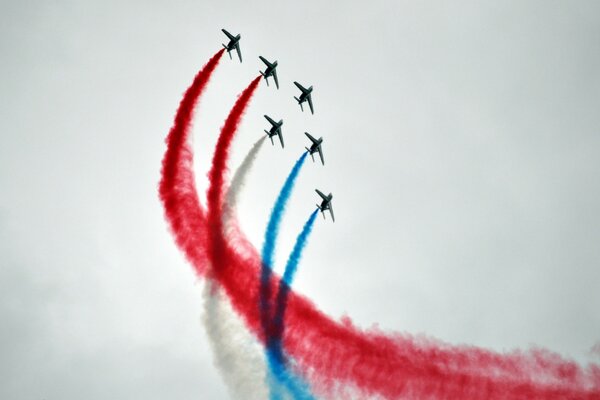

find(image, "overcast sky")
[1,1,599,399]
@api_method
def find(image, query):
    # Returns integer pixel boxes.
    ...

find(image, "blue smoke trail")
[261,152,308,270]
[267,209,319,398]
[267,209,319,400]
[271,209,319,349]
[260,152,316,400]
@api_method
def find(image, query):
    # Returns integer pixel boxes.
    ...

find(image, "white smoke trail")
[202,281,269,400]
[202,137,270,400]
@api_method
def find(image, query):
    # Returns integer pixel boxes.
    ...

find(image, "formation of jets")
[222,29,334,222]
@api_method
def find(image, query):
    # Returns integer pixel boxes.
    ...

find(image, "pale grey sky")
[1,1,599,398]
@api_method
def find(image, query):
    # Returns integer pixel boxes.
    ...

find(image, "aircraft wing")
[273,68,279,89]
[307,94,314,114]
[259,56,271,67]
[315,189,328,200]
[304,132,318,144]
[222,29,235,40]
[235,43,242,62]
[329,203,335,222]
[264,114,276,126]
[294,81,308,93]
[278,131,284,148]
[317,145,325,165]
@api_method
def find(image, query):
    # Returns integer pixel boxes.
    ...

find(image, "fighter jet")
[221,29,242,62]
[294,81,314,114]
[304,132,324,165]
[315,189,334,222]
[259,56,279,89]
[263,115,284,148]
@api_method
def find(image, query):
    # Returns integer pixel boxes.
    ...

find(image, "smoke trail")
[267,210,320,400]
[271,209,319,364]
[223,136,267,259]
[260,152,308,335]
[259,152,316,400]
[158,48,223,274]
[160,55,600,400]
[202,136,269,400]
[205,75,262,279]
[202,281,269,400]
[157,50,264,398]
[261,152,308,271]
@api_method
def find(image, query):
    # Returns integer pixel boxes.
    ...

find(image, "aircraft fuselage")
[268,122,282,135]
[264,62,277,78]
[319,198,331,210]
[226,35,240,50]
[308,138,322,155]
[299,87,313,102]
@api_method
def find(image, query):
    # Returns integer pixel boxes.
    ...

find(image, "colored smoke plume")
[160,51,600,400]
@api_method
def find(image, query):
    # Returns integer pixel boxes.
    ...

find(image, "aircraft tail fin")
[260,71,269,86]
[306,149,314,162]
[264,130,273,144]
[223,45,232,59]
[317,206,326,219]
[295,97,304,111]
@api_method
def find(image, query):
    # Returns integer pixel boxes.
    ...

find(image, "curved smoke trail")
[271,209,319,368]
[162,52,600,400]
[202,282,268,400]
[267,209,320,400]
[202,136,269,400]
[158,48,223,274]
[259,152,315,400]
[223,136,268,260]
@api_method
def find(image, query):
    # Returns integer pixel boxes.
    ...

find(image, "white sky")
[1,1,599,398]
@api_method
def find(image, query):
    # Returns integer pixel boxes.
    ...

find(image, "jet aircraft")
[315,189,334,222]
[221,29,242,62]
[259,56,279,89]
[304,132,324,165]
[264,115,284,148]
[294,81,314,114]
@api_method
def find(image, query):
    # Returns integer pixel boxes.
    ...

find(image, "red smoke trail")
[162,53,600,399]
[159,48,224,275]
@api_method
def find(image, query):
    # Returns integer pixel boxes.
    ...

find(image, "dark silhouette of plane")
[315,189,334,222]
[264,115,284,148]
[221,29,242,62]
[294,81,314,114]
[304,132,324,165]
[259,56,279,89]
